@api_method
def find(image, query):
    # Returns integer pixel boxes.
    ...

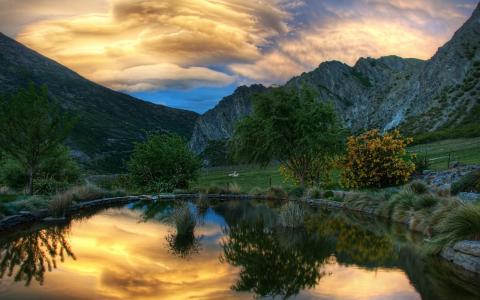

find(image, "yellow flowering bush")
[341,129,415,189]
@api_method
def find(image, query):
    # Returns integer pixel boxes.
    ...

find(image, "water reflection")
[0,201,478,300]
[221,220,330,299]
[0,224,75,286]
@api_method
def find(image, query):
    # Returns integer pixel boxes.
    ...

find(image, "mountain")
[0,33,199,172]
[190,3,480,154]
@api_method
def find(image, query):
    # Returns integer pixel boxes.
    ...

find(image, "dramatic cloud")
[13,0,291,91]
[0,0,477,101]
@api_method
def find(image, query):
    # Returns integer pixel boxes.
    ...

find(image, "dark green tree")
[231,87,345,187]
[127,133,201,192]
[0,84,76,194]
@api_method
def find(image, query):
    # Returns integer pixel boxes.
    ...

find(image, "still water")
[0,200,478,300]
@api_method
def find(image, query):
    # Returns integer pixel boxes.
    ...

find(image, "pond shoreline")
[0,192,479,276]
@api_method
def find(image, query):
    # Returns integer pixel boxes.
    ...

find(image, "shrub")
[0,157,27,190]
[265,186,288,199]
[341,129,415,189]
[0,146,80,192]
[171,202,196,235]
[127,133,201,193]
[287,186,306,199]
[451,170,480,195]
[278,201,305,228]
[324,190,334,198]
[412,154,430,174]
[305,187,322,199]
[33,177,68,195]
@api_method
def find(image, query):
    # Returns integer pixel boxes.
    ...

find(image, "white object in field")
[228,171,239,177]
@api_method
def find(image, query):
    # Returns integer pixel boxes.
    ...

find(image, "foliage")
[278,202,305,228]
[412,153,430,174]
[33,177,68,195]
[0,145,80,194]
[231,86,345,187]
[451,169,480,195]
[287,186,306,198]
[201,139,229,167]
[341,129,415,189]
[265,186,288,199]
[127,133,201,193]
[305,187,322,199]
[248,186,266,196]
[0,84,77,194]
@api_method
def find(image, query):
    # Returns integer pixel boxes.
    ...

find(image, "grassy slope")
[196,137,480,190]
[409,137,480,170]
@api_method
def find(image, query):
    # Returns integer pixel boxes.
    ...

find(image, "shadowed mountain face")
[0,33,199,172]
[190,3,480,154]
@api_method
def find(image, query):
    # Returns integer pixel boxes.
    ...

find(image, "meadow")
[195,137,480,192]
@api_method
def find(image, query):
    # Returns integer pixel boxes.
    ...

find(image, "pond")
[0,200,478,300]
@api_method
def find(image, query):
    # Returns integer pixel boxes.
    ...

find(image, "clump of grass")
[54,185,110,204]
[227,182,241,194]
[48,194,73,218]
[249,186,266,196]
[265,186,288,199]
[428,204,480,253]
[278,201,305,228]
[171,202,196,235]
[451,169,480,195]
[4,196,48,213]
[407,180,429,195]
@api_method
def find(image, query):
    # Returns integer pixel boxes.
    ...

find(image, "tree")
[127,133,201,193]
[231,87,345,187]
[0,84,76,194]
[341,129,415,188]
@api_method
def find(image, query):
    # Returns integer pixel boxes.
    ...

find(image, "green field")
[408,137,480,170]
[196,137,480,191]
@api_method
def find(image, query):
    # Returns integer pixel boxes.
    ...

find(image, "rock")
[454,241,480,257]
[458,192,480,203]
[441,246,480,274]
[43,217,67,222]
[189,3,480,152]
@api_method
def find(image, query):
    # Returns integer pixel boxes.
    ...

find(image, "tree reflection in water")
[0,224,75,286]
[221,220,333,299]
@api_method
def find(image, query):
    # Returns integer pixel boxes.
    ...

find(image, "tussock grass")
[248,186,266,196]
[171,202,196,235]
[265,186,288,199]
[49,194,72,217]
[278,201,305,228]
[407,180,429,195]
[428,204,480,253]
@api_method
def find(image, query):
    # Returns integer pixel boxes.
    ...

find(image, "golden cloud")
[6,0,475,92]
[16,0,290,91]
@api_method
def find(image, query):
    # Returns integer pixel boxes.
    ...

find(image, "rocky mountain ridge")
[190,3,480,154]
[0,33,199,172]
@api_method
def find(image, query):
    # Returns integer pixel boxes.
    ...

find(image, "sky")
[0,0,478,113]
